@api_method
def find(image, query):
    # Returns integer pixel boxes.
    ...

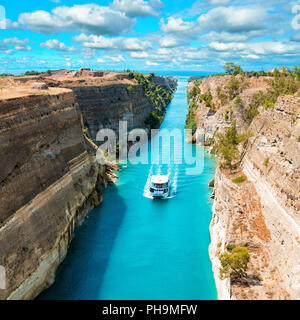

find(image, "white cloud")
[209,0,229,5]
[40,39,76,52]
[146,60,159,65]
[73,34,151,51]
[0,18,21,30]
[111,0,164,17]
[198,6,268,33]
[160,35,187,48]
[209,41,299,56]
[243,54,260,59]
[156,48,169,55]
[18,4,135,35]
[122,38,151,51]
[4,49,13,55]
[82,48,97,59]
[0,37,31,54]
[209,41,246,51]
[161,6,269,36]
[201,31,260,43]
[106,54,125,62]
[160,17,196,35]
[130,51,149,58]
[3,1,299,71]
[1,38,29,46]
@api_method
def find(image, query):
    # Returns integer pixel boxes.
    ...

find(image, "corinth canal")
[39,74,217,300]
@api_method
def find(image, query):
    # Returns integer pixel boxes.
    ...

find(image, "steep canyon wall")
[188,75,300,299]
[0,71,177,300]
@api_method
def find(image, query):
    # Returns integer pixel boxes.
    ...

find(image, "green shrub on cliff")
[268,72,299,97]
[83,128,89,138]
[216,76,246,106]
[224,109,229,121]
[219,246,250,280]
[242,71,300,124]
[24,70,42,76]
[185,111,197,136]
[224,108,233,122]
[217,86,229,106]
[249,70,300,115]
[145,111,162,128]
[185,102,198,136]
[126,85,133,94]
[226,75,245,100]
[0,73,14,78]
[234,96,244,109]
[188,76,204,83]
[134,73,151,90]
[242,91,264,124]
[185,101,198,135]
[263,100,275,109]
[263,157,269,167]
[293,65,300,81]
[232,176,246,184]
[133,72,175,128]
[200,91,215,109]
[188,84,201,100]
[212,121,250,169]
[185,102,198,135]
[226,244,237,252]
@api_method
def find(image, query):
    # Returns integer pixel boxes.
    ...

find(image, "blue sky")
[0,0,300,73]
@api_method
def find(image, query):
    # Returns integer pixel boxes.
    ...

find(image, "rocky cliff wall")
[69,84,155,140]
[0,71,176,300]
[0,90,83,222]
[188,75,300,299]
[240,95,300,299]
[0,89,111,299]
[43,71,177,141]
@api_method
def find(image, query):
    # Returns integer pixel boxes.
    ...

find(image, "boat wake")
[143,164,178,200]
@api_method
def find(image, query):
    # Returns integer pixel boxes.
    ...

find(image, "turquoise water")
[39,76,217,300]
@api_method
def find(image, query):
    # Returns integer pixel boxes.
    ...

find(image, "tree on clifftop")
[224,62,243,76]
[219,246,250,280]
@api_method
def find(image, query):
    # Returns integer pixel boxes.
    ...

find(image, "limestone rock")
[190,74,300,300]
[0,71,177,300]
[31,82,48,90]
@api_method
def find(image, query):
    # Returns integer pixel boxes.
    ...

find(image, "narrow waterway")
[39,75,217,300]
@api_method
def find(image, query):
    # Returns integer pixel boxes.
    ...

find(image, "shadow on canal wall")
[37,184,127,300]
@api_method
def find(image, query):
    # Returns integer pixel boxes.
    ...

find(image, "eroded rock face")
[241,95,300,299]
[210,168,290,300]
[31,82,48,90]
[0,90,108,300]
[0,91,83,223]
[70,84,155,140]
[189,75,300,299]
[40,71,177,141]
[0,71,176,300]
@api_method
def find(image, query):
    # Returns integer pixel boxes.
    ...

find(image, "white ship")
[149,175,170,199]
